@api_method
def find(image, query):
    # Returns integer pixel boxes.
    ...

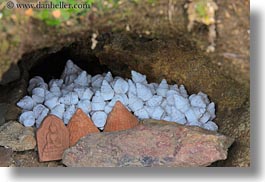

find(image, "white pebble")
[74,71,89,87]
[59,92,79,105]
[128,94,144,112]
[92,111,107,128]
[174,94,190,113]
[49,79,63,88]
[203,121,218,131]
[77,100,91,114]
[136,83,153,101]
[185,108,199,123]
[44,97,59,110]
[63,105,76,124]
[169,84,179,91]
[17,96,35,111]
[33,104,49,128]
[150,106,164,120]
[61,60,82,80]
[101,80,114,100]
[199,111,211,123]
[50,104,65,119]
[134,108,149,119]
[50,84,61,97]
[156,79,169,97]
[110,93,129,106]
[128,79,137,95]
[207,102,216,120]
[198,92,210,104]
[91,91,106,111]
[113,78,129,94]
[19,111,35,127]
[189,94,207,108]
[166,90,178,106]
[131,70,147,84]
[171,107,186,124]
[104,71,113,83]
[27,76,46,94]
[146,95,163,107]
[179,85,188,98]
[91,74,104,89]
[104,104,113,114]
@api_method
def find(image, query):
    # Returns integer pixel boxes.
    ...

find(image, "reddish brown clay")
[36,115,69,162]
[104,101,139,132]
[67,108,100,146]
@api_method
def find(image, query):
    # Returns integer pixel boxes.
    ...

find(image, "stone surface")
[37,115,69,162]
[63,119,234,167]
[67,108,100,147]
[0,147,13,167]
[0,121,36,151]
[104,101,139,132]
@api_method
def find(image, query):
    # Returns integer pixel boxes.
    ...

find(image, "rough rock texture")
[37,115,69,162]
[0,121,36,151]
[63,119,234,167]
[104,101,139,132]
[67,109,100,147]
[0,147,13,167]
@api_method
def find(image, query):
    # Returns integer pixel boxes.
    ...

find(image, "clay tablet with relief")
[37,115,69,162]
[67,108,100,147]
[104,101,139,132]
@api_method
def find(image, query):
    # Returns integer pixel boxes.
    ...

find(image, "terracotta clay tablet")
[36,115,69,162]
[104,101,139,132]
[67,108,100,146]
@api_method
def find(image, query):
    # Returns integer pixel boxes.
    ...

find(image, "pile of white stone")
[17,60,218,131]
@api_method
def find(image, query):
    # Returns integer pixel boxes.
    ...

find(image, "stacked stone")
[17,60,218,131]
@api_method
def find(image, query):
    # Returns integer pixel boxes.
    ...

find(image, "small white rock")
[189,94,207,108]
[166,90,179,106]
[19,111,35,127]
[91,91,106,111]
[203,121,218,131]
[150,106,164,120]
[136,83,153,101]
[91,111,107,128]
[171,107,186,124]
[134,108,149,119]
[185,108,199,123]
[146,95,163,107]
[128,79,137,95]
[198,92,210,104]
[27,76,46,94]
[104,71,113,83]
[131,70,147,84]
[61,60,82,80]
[91,74,104,89]
[199,111,211,123]
[17,96,35,111]
[74,71,89,87]
[207,102,216,120]
[50,104,65,119]
[49,79,63,88]
[156,79,169,97]
[174,94,190,113]
[179,85,188,98]
[44,97,59,110]
[33,104,49,128]
[101,80,114,100]
[77,100,91,114]
[128,94,144,112]
[63,105,76,125]
[59,92,79,105]
[113,78,129,94]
